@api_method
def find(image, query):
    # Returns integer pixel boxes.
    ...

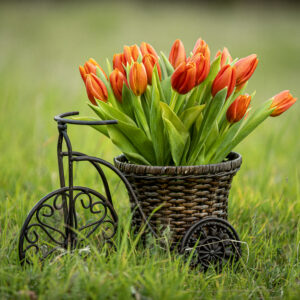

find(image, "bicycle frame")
[19,112,155,264]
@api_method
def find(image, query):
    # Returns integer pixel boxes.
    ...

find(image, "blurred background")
[0,0,300,216]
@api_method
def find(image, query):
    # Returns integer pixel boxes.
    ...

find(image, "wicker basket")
[114,152,242,243]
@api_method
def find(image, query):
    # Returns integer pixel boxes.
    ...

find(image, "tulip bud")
[169,39,186,69]
[123,44,141,66]
[189,53,210,85]
[235,54,258,86]
[142,54,162,85]
[85,73,108,105]
[129,62,148,96]
[79,65,87,82]
[211,65,236,99]
[79,58,108,82]
[215,47,232,68]
[171,61,196,94]
[226,94,251,123]
[270,90,297,117]
[113,53,126,75]
[109,69,128,102]
[192,38,210,61]
[140,42,159,60]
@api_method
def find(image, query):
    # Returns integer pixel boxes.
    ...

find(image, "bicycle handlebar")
[54,111,117,125]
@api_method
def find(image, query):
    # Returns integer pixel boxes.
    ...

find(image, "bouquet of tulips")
[78,38,297,166]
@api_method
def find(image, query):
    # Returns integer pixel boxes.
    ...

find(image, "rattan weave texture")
[114,152,242,242]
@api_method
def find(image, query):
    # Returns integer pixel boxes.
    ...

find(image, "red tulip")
[192,38,210,61]
[270,90,297,117]
[142,54,162,85]
[226,94,251,123]
[189,53,210,85]
[85,73,108,105]
[123,44,141,66]
[140,42,159,60]
[109,69,128,102]
[113,53,126,75]
[215,47,232,68]
[169,39,186,69]
[211,65,236,99]
[79,58,107,82]
[235,54,258,86]
[129,62,148,96]
[171,61,196,94]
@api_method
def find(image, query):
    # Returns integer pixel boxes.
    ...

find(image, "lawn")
[0,1,300,299]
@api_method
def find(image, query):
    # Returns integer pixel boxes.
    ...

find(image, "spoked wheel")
[180,217,242,271]
[18,186,118,265]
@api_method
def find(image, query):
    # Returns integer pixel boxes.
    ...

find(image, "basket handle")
[54,111,117,125]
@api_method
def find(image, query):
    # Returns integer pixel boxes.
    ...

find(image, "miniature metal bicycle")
[19,112,242,270]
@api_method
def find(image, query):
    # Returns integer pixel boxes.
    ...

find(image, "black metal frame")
[19,111,242,270]
[18,112,155,265]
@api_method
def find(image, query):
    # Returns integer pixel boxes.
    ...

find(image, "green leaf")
[137,53,143,63]
[189,112,204,154]
[213,99,274,162]
[184,87,199,110]
[121,83,135,120]
[160,51,174,76]
[205,120,219,154]
[174,94,187,114]
[199,88,227,142]
[179,105,205,131]
[203,56,221,85]
[160,102,189,166]
[187,88,227,164]
[149,72,169,165]
[106,58,113,75]
[89,103,155,164]
[207,121,242,163]
[153,65,166,103]
[90,101,136,126]
[161,77,172,104]
[198,81,213,105]
[141,93,151,125]
[132,95,151,139]
[106,125,151,165]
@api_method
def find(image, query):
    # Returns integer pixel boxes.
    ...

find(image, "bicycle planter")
[19,112,242,270]
[114,152,242,244]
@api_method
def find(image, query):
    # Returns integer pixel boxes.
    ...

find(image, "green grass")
[0,1,300,299]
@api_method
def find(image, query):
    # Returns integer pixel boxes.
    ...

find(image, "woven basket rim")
[114,152,242,176]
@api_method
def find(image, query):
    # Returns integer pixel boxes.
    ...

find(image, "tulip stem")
[134,96,151,139]
[212,101,273,162]
[170,90,179,111]
[217,91,236,127]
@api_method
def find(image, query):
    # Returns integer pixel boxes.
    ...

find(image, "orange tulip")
[192,38,210,61]
[85,73,108,105]
[215,47,232,68]
[226,94,251,123]
[142,54,162,85]
[171,61,196,94]
[140,42,159,60]
[113,53,126,75]
[79,58,107,82]
[211,65,236,99]
[123,44,141,66]
[129,62,148,96]
[270,90,297,117]
[169,39,186,69]
[109,69,128,102]
[189,53,210,85]
[235,54,258,86]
